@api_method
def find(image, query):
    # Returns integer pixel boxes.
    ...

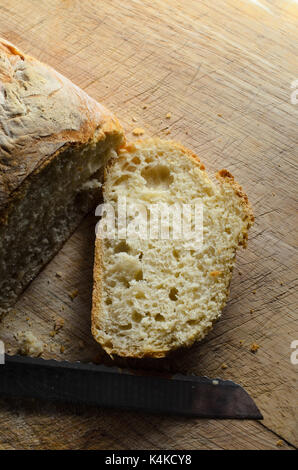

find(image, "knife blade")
[0,354,262,419]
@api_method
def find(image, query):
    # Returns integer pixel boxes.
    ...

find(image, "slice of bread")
[92,139,254,358]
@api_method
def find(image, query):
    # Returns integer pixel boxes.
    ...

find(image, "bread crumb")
[252,290,256,294]
[221,363,228,369]
[60,345,65,354]
[54,317,65,332]
[250,343,260,353]
[132,117,137,122]
[217,113,222,117]
[78,340,85,349]
[142,105,148,109]
[238,271,242,275]
[239,340,244,346]
[55,272,63,278]
[17,331,44,357]
[280,282,283,286]
[49,331,56,338]
[276,440,283,447]
[166,112,172,119]
[250,309,254,314]
[210,270,222,277]
[132,128,145,136]
[69,289,79,300]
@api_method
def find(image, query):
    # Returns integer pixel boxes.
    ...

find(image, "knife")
[0,354,262,419]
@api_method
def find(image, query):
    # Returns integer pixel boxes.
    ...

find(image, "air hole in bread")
[125,165,136,172]
[134,270,143,281]
[155,313,165,322]
[141,164,173,189]
[120,323,132,330]
[132,311,143,323]
[173,249,179,260]
[105,297,112,305]
[135,291,145,299]
[114,175,129,186]
[169,287,178,301]
[115,241,130,253]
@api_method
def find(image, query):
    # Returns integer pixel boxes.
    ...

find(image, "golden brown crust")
[91,138,254,358]
[216,168,254,247]
[0,37,124,213]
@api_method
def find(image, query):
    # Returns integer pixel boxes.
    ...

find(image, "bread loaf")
[92,139,254,358]
[0,38,124,312]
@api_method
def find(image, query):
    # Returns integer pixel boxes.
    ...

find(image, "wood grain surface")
[0,0,297,450]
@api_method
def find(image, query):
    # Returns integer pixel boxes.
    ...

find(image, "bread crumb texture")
[16,331,44,357]
[92,139,254,358]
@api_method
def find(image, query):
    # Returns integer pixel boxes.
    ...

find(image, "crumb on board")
[252,290,256,294]
[221,363,228,369]
[69,289,79,301]
[250,343,260,353]
[60,345,65,354]
[132,116,137,122]
[54,317,65,332]
[166,112,172,119]
[55,271,63,278]
[250,309,254,314]
[217,113,222,117]
[49,331,56,338]
[276,440,283,447]
[142,104,148,109]
[239,340,244,346]
[16,331,44,357]
[132,127,145,136]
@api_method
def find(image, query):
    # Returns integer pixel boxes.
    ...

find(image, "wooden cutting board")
[0,0,297,450]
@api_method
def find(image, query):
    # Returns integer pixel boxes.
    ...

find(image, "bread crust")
[0,38,124,216]
[92,139,254,358]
